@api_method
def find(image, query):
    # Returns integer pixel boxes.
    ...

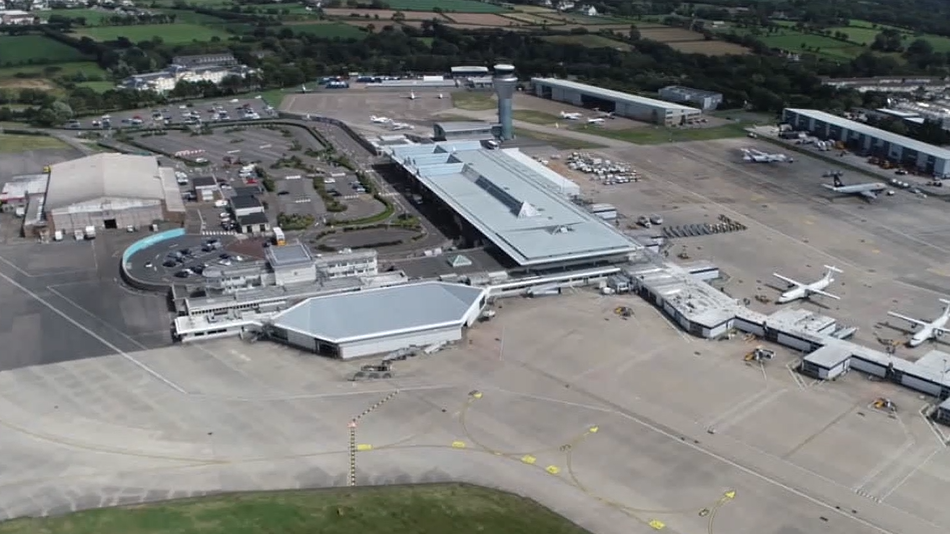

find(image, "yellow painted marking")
[649,519,666,530]
[521,455,537,465]
[472,391,483,399]
[546,465,560,474]
[356,444,373,452]
[724,490,736,499]
[451,441,466,449]
[588,426,599,433]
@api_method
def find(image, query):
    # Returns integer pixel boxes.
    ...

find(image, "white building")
[314,249,378,279]
[121,64,254,94]
[268,281,488,359]
[658,85,724,111]
[0,9,36,24]
[532,78,702,126]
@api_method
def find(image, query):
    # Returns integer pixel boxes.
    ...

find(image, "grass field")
[512,109,560,124]
[48,8,122,25]
[580,122,748,145]
[0,61,108,80]
[736,28,865,60]
[451,91,496,111]
[383,0,505,13]
[286,22,366,38]
[0,485,590,534]
[514,127,604,149]
[74,23,230,43]
[825,19,950,52]
[76,80,118,92]
[152,8,229,24]
[0,35,90,66]
[542,34,632,50]
[0,133,69,153]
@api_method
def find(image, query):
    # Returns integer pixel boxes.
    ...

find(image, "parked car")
[174,270,191,278]
[162,260,177,268]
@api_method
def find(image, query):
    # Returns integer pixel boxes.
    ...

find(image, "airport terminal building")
[531,78,702,126]
[783,108,950,177]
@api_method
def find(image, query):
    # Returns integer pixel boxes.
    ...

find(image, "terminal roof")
[270,281,486,343]
[386,142,639,266]
[265,242,312,268]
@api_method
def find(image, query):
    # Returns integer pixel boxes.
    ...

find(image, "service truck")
[84,225,96,239]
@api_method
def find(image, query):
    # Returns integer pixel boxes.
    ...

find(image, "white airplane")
[438,93,444,99]
[598,111,615,118]
[408,91,416,100]
[772,265,843,303]
[586,118,605,124]
[299,85,310,93]
[560,111,582,120]
[391,122,414,131]
[822,175,888,201]
[887,299,950,347]
[741,148,787,163]
[370,115,391,124]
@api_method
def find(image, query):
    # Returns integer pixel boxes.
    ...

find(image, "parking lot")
[65,97,278,131]
[125,234,254,285]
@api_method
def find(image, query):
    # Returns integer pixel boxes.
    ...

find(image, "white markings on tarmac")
[0,267,187,394]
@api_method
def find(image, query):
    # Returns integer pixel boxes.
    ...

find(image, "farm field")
[76,80,118,92]
[48,8,125,25]
[500,12,552,24]
[0,485,589,534]
[322,8,448,20]
[756,30,865,60]
[443,13,525,26]
[383,0,506,13]
[152,8,230,24]
[0,61,107,80]
[74,23,230,43]
[537,12,627,24]
[638,27,708,42]
[542,34,632,50]
[287,22,367,38]
[0,35,90,66]
[668,40,750,55]
[825,20,950,52]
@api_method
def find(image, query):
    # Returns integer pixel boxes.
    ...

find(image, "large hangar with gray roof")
[531,78,701,126]
[43,153,185,234]
[268,282,488,359]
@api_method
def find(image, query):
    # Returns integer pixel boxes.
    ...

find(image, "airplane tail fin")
[833,176,844,188]
[823,265,843,274]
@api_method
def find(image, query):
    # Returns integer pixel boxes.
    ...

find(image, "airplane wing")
[859,190,878,200]
[772,273,802,287]
[809,288,841,300]
[887,311,929,327]
[821,184,837,191]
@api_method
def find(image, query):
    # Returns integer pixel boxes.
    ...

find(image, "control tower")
[493,63,517,141]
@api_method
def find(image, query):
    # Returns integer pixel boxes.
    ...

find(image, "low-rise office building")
[658,86,723,111]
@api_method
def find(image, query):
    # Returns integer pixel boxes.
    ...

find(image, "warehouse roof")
[230,195,261,210]
[238,212,268,225]
[386,141,638,266]
[192,176,217,188]
[271,281,486,343]
[452,66,489,73]
[532,78,700,112]
[435,121,495,133]
[45,154,168,210]
[784,108,950,159]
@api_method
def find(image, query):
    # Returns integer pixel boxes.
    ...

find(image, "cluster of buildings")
[530,78,721,125]
[782,108,950,177]
[3,153,185,239]
[120,54,254,94]
[0,8,38,24]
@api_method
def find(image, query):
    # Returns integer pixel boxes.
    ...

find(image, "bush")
[277,212,314,230]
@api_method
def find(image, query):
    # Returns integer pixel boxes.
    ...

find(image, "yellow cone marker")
[649,519,665,530]
[588,426,599,433]
[724,490,736,499]
[521,455,536,465]
[546,465,560,474]
[451,441,466,449]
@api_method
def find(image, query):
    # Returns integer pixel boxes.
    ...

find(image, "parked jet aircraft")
[408,91,416,100]
[299,85,310,93]
[887,299,950,346]
[822,175,889,201]
[391,122,414,131]
[370,115,391,124]
[438,93,444,99]
[597,111,615,118]
[560,111,583,120]
[773,265,843,303]
[587,118,606,124]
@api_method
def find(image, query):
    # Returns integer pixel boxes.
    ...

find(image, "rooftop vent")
[517,201,540,218]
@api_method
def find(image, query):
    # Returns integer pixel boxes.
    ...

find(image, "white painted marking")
[46,285,148,351]
[650,306,691,343]
[0,269,186,394]
[878,446,945,502]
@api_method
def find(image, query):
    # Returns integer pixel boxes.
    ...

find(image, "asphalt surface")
[0,233,174,371]
[125,235,245,286]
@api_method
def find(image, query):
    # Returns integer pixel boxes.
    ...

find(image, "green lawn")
[580,122,749,145]
[512,109,560,124]
[0,485,591,534]
[752,29,866,60]
[76,80,118,92]
[451,91,496,111]
[0,133,69,153]
[47,8,126,25]
[385,0,506,13]
[513,127,604,149]
[0,35,90,66]
[0,61,108,79]
[541,34,632,50]
[74,23,230,43]
[826,20,950,52]
[152,8,230,24]
[286,22,367,38]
